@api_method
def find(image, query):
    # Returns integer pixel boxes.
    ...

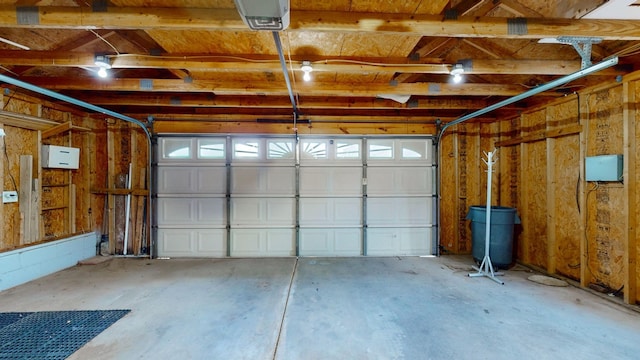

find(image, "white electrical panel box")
[41,145,80,169]
[585,154,623,182]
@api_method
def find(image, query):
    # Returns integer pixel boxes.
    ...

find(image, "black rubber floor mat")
[0,310,130,360]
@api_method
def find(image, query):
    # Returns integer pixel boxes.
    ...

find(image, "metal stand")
[469,150,504,285]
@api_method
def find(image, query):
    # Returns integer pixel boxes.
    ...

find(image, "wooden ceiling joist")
[1,7,640,40]
[0,51,621,76]
[19,77,546,97]
[79,94,521,111]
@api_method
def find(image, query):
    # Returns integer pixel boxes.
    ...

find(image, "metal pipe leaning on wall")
[433,56,620,255]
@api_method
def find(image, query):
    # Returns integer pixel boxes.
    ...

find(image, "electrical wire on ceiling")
[109,53,455,69]
[0,65,20,77]
[88,29,120,55]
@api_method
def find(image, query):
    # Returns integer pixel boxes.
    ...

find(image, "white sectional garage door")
[155,135,435,258]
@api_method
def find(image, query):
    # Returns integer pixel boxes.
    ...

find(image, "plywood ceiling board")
[349,0,448,14]
[518,0,607,18]
[0,28,80,51]
[110,0,235,7]
[191,70,283,83]
[334,72,383,83]
[34,0,78,6]
[413,0,450,15]
[338,34,420,57]
[147,30,276,55]
[285,32,346,57]
[116,30,166,54]
[291,0,352,11]
[456,0,502,17]
[515,42,581,61]
[485,4,520,17]
[498,0,544,17]
[20,66,83,78]
[446,41,507,63]
[72,33,143,54]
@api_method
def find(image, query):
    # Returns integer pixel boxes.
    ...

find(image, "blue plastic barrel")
[466,206,520,268]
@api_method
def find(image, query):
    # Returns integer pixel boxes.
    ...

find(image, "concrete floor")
[0,256,639,360]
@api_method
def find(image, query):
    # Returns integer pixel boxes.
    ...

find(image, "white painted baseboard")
[0,232,97,292]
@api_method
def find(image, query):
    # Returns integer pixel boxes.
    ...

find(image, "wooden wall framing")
[0,89,151,256]
[441,73,640,305]
[2,65,640,306]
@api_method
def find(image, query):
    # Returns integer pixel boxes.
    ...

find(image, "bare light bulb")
[452,73,462,83]
[301,60,313,82]
[97,67,108,78]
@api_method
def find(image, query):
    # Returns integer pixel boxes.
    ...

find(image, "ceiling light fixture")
[97,67,108,78]
[450,63,465,83]
[301,60,313,82]
[94,53,111,78]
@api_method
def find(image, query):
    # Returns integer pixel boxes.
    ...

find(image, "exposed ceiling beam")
[15,77,551,97]
[0,51,625,75]
[70,93,523,111]
[147,114,489,123]
[2,7,640,40]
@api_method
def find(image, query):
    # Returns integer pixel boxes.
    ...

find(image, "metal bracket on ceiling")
[556,36,602,69]
[16,6,39,25]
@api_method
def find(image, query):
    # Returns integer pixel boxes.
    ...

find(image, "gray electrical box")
[585,154,623,181]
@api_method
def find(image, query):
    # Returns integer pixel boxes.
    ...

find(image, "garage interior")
[1,0,640,358]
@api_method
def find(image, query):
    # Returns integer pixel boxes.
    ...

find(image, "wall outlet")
[2,191,18,203]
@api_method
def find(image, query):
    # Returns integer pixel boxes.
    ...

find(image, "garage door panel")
[196,167,227,194]
[367,197,432,226]
[157,198,226,226]
[232,167,295,195]
[231,198,295,226]
[157,167,193,193]
[158,167,226,194]
[367,167,432,196]
[157,229,226,257]
[299,167,361,196]
[300,228,361,256]
[230,229,295,257]
[300,198,361,226]
[367,228,431,256]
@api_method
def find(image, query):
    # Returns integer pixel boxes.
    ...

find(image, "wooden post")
[70,184,76,234]
[0,125,4,249]
[107,123,116,254]
[19,155,33,244]
[546,137,557,275]
[520,141,531,264]
[132,168,146,255]
[35,130,42,242]
[579,95,591,288]
[623,81,637,304]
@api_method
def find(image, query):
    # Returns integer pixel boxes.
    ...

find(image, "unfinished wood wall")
[0,90,149,256]
[442,73,640,305]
